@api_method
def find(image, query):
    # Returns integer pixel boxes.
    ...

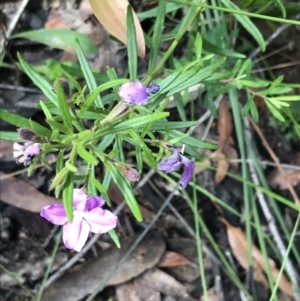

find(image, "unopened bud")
[101,102,130,125]
[123,166,140,182]
[17,128,36,141]
[53,78,70,99]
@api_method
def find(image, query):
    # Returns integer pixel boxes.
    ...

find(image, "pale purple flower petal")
[13,142,40,166]
[63,213,90,252]
[158,149,194,188]
[118,81,149,105]
[180,157,195,188]
[40,204,68,225]
[85,196,105,210]
[41,188,118,252]
[158,151,181,173]
[84,207,118,233]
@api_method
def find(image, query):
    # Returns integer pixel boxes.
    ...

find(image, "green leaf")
[136,146,143,173]
[56,150,64,175]
[63,172,74,221]
[39,101,54,121]
[148,0,166,72]
[75,39,102,107]
[203,38,245,58]
[195,32,202,59]
[17,53,57,106]
[0,109,52,137]
[79,79,128,118]
[55,78,73,131]
[219,0,265,51]
[89,175,111,206]
[46,119,72,135]
[108,229,121,248]
[95,112,169,139]
[0,131,18,141]
[65,161,78,172]
[12,29,97,55]
[76,143,99,165]
[105,159,142,221]
[173,92,186,122]
[127,5,138,81]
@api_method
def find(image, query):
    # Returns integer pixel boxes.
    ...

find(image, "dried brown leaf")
[45,10,70,29]
[88,0,145,58]
[220,218,294,297]
[267,168,300,190]
[0,172,61,212]
[218,100,232,148]
[214,150,230,184]
[158,251,191,268]
[116,282,141,301]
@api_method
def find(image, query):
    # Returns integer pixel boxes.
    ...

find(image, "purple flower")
[13,142,40,166]
[40,189,118,252]
[158,149,195,188]
[118,81,160,105]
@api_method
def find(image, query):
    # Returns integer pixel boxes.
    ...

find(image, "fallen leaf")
[138,268,198,301]
[200,287,224,301]
[218,99,232,148]
[45,9,70,29]
[212,150,230,184]
[267,168,300,190]
[88,0,145,58]
[116,282,141,301]
[0,171,61,212]
[220,218,294,298]
[158,251,192,268]
[42,232,166,301]
[133,278,161,301]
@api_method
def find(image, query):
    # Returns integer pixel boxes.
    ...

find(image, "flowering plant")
[0,6,217,251]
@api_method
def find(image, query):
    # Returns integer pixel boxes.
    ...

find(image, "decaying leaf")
[116,282,141,301]
[88,0,145,58]
[158,251,192,268]
[218,99,232,149]
[267,167,300,190]
[220,218,294,298]
[213,100,237,184]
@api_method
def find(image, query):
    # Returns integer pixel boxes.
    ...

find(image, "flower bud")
[53,78,70,99]
[17,128,36,141]
[101,102,130,125]
[146,82,160,94]
[122,166,140,182]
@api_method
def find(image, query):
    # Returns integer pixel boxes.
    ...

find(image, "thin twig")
[249,13,300,59]
[6,0,30,38]
[248,116,300,206]
[244,116,300,300]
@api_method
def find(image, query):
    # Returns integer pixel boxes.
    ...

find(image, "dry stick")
[248,116,300,206]
[244,117,300,301]
[248,13,300,60]
[6,0,30,38]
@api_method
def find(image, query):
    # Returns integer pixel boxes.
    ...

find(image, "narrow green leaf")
[56,150,64,175]
[203,38,245,58]
[77,143,99,165]
[27,155,40,176]
[173,92,186,122]
[195,32,202,59]
[17,53,57,106]
[46,119,72,135]
[105,159,142,221]
[55,78,73,131]
[0,131,18,141]
[63,172,74,221]
[13,29,97,55]
[149,0,166,71]
[94,112,169,139]
[79,79,128,118]
[136,146,143,173]
[127,5,138,81]
[0,109,52,137]
[108,229,121,248]
[65,161,78,172]
[219,0,265,51]
[89,175,111,206]
[75,39,102,107]
[39,101,54,121]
